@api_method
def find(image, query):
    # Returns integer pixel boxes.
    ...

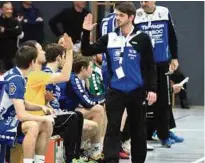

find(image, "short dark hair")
[1,1,11,8]
[72,55,91,74]
[15,45,37,69]
[45,43,65,63]
[114,1,125,7]
[114,2,136,17]
[21,40,38,49]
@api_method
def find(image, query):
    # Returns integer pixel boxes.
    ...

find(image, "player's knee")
[27,121,39,137]
[84,121,98,135]
[41,120,53,135]
[92,104,104,117]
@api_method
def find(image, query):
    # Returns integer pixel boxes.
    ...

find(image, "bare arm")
[13,99,47,122]
[25,100,54,115]
[24,100,42,111]
[48,33,73,84]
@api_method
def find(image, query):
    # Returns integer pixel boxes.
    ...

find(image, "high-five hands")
[62,33,73,50]
[83,13,97,31]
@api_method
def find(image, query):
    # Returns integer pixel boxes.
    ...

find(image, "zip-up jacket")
[58,73,105,111]
[134,6,178,63]
[81,27,157,93]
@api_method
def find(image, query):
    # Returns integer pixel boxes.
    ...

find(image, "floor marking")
[191,157,205,163]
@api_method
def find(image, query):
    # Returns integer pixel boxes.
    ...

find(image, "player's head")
[22,40,46,64]
[140,1,156,13]
[22,1,32,9]
[92,54,102,66]
[73,55,93,79]
[114,2,136,28]
[44,43,66,69]
[15,45,37,73]
[1,1,13,18]
[73,1,87,10]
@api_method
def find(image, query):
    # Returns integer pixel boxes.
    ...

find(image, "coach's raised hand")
[83,13,97,31]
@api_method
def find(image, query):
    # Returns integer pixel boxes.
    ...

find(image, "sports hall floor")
[120,106,204,163]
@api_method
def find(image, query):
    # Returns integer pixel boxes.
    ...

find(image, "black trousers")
[121,117,130,143]
[53,111,83,163]
[103,88,147,163]
[149,62,174,140]
[169,105,176,129]
[122,99,176,141]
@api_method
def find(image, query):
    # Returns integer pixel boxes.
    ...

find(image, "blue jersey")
[134,6,178,63]
[101,13,116,36]
[42,66,61,110]
[101,13,117,88]
[0,67,25,146]
[101,54,109,88]
[58,73,105,111]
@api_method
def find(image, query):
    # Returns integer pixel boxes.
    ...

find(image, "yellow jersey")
[25,71,52,115]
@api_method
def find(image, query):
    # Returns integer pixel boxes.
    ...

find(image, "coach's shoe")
[169,131,184,143]
[161,138,175,148]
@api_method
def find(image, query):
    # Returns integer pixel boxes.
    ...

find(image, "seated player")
[0,45,54,163]
[58,55,106,162]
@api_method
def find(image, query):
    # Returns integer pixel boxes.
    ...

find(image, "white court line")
[191,157,205,163]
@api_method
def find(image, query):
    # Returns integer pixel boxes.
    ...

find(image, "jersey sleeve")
[70,76,105,109]
[26,71,52,88]
[8,77,25,100]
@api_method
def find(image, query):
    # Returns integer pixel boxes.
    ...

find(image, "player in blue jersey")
[134,1,184,147]
[0,45,54,163]
[58,55,106,162]
[42,44,66,110]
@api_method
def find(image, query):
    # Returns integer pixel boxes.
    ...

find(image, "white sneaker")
[122,139,131,154]
[147,144,154,151]
[152,130,159,141]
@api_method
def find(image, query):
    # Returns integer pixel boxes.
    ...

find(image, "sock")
[90,143,101,158]
[80,141,86,149]
[100,143,103,152]
[23,158,34,163]
[34,155,45,163]
[100,138,104,152]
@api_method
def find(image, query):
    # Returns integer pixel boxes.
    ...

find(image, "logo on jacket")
[9,83,16,95]
[114,50,121,57]
[132,41,138,45]
[129,49,137,54]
